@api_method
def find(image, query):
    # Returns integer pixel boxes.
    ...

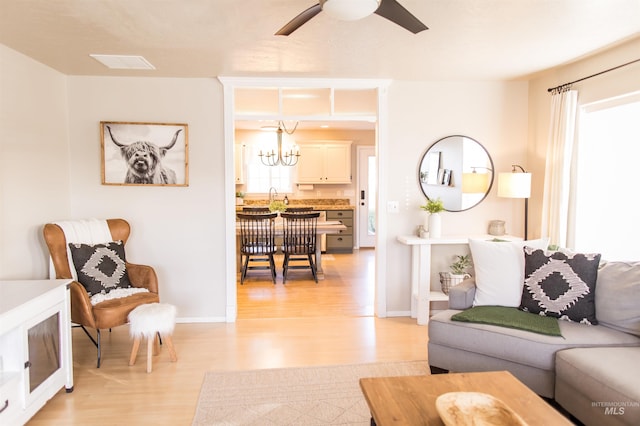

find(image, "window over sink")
[244,141,294,194]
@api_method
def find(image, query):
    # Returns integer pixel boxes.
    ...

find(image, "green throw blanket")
[451,306,562,336]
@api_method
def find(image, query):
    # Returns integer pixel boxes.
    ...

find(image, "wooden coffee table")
[359,370,572,425]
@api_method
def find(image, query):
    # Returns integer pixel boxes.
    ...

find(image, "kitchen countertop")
[236,198,355,212]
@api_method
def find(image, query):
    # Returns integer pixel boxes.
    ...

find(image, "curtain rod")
[547,58,640,93]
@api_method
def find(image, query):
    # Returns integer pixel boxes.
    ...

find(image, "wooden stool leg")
[153,333,160,356]
[146,336,153,373]
[129,337,141,366]
[164,335,178,362]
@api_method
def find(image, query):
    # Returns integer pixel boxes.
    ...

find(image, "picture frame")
[442,169,452,186]
[100,121,189,186]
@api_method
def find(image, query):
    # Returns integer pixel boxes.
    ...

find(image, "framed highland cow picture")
[100,121,189,186]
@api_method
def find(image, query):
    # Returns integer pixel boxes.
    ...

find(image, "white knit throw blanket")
[90,287,149,306]
[52,218,112,281]
[52,218,148,305]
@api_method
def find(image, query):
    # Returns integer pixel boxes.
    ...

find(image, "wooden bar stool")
[128,303,177,373]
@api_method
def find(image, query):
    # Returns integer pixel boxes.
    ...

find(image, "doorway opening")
[221,77,390,322]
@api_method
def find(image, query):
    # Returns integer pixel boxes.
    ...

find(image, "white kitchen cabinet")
[296,141,352,184]
[234,143,245,184]
[0,279,73,425]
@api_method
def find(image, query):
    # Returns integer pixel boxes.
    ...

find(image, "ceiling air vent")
[89,54,156,70]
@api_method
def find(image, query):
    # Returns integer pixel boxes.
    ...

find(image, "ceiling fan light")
[322,0,381,21]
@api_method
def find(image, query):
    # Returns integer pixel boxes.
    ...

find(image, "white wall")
[383,81,529,313]
[0,44,530,319]
[0,45,71,279]
[3,34,636,318]
[0,51,229,321]
[66,76,226,321]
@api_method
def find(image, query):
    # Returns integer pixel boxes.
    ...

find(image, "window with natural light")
[574,92,640,260]
[244,141,295,194]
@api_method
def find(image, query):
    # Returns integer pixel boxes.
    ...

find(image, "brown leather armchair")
[43,218,159,367]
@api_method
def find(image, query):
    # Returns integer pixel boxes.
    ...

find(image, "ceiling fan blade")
[374,0,428,33]
[275,3,323,36]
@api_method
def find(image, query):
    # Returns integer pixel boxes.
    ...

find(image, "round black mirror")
[418,135,494,212]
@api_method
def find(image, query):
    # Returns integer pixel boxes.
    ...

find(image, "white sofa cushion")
[469,238,549,307]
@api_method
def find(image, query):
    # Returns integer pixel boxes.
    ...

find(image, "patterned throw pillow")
[68,241,133,296]
[519,247,601,325]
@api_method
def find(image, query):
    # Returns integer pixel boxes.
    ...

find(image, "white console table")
[0,279,73,425]
[397,235,520,325]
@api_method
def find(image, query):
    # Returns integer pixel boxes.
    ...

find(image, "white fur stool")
[128,303,177,373]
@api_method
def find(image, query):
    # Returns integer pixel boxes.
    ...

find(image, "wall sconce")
[462,167,492,194]
[498,165,532,239]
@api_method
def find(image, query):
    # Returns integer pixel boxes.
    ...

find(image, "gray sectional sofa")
[428,260,640,426]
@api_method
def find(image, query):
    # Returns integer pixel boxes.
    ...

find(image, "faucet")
[269,187,278,203]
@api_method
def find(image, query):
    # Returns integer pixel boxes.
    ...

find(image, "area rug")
[192,360,430,425]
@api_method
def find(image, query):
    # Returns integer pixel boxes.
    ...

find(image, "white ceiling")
[1,0,639,81]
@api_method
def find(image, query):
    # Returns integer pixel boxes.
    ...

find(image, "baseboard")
[176,316,227,323]
[385,310,411,317]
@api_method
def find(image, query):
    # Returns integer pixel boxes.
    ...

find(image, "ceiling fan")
[275,0,428,36]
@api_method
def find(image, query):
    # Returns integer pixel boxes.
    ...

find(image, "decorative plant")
[268,199,287,213]
[420,197,444,214]
[450,254,472,275]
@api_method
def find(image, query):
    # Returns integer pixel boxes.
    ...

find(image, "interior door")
[357,146,376,248]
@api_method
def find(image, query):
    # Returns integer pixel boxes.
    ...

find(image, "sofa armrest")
[448,277,476,310]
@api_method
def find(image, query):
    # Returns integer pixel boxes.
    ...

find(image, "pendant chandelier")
[259,121,300,167]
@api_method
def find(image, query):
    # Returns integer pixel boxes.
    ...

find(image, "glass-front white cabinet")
[0,279,73,425]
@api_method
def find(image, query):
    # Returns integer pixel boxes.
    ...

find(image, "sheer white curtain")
[541,88,579,248]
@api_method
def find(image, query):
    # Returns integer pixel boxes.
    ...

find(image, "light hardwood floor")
[237,249,376,318]
[29,249,428,425]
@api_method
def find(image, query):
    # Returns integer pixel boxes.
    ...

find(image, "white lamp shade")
[322,0,381,21]
[498,172,532,198]
[462,172,490,193]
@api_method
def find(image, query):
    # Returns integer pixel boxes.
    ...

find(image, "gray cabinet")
[326,210,353,253]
